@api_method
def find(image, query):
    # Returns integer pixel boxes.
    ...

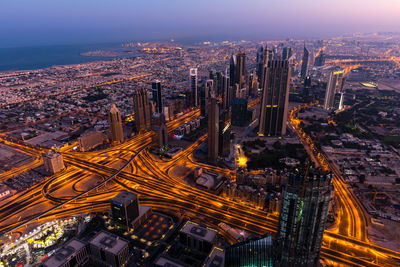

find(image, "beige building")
[109,104,124,143]
[43,151,65,175]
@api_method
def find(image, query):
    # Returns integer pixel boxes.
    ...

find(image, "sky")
[1,0,400,48]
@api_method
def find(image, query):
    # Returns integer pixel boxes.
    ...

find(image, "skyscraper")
[207,98,219,161]
[109,104,124,143]
[225,235,274,267]
[259,60,291,136]
[218,108,231,158]
[190,68,198,107]
[275,167,333,267]
[222,68,231,110]
[314,52,325,66]
[200,80,214,116]
[282,47,292,61]
[152,80,163,113]
[300,46,309,79]
[151,113,168,150]
[323,70,344,110]
[230,50,247,90]
[133,88,151,133]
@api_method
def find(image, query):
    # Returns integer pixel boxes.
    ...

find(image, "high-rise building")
[275,167,333,267]
[200,80,214,116]
[109,104,124,143]
[152,80,163,113]
[300,46,309,79]
[218,109,231,158]
[111,190,140,230]
[208,98,219,161]
[323,70,344,110]
[231,98,251,127]
[230,50,247,90]
[249,72,259,97]
[314,52,325,66]
[151,113,168,150]
[222,68,231,110]
[42,151,64,175]
[190,68,198,107]
[259,60,291,136]
[225,235,274,267]
[42,238,89,267]
[282,47,292,61]
[133,88,151,133]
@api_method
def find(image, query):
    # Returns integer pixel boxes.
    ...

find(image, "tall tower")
[152,80,163,113]
[200,80,214,116]
[133,88,151,133]
[323,70,344,110]
[275,167,333,267]
[282,47,292,61]
[109,104,124,143]
[190,68,198,107]
[207,98,219,161]
[236,50,247,89]
[300,46,309,79]
[259,60,290,136]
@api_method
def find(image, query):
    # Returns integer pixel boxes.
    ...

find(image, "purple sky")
[1,0,399,47]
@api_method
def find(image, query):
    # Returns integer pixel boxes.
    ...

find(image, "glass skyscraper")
[275,167,333,267]
[225,235,274,267]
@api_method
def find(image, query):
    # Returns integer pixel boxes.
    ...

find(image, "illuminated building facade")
[225,235,274,267]
[275,168,333,267]
[258,60,290,136]
[42,151,65,175]
[218,109,231,158]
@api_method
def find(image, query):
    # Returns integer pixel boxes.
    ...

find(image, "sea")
[0,43,134,72]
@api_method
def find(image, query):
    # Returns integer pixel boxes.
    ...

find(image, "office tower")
[89,231,130,267]
[304,76,312,97]
[190,68,198,107]
[225,235,274,267]
[151,113,168,150]
[109,104,124,143]
[133,88,151,133]
[222,68,230,109]
[200,80,214,116]
[42,151,64,175]
[275,167,333,267]
[218,109,231,158]
[282,47,292,61]
[236,50,247,89]
[259,60,291,136]
[111,190,139,230]
[208,98,219,161]
[314,52,325,66]
[231,98,250,127]
[323,70,344,110]
[230,50,247,89]
[152,80,163,113]
[249,72,259,97]
[338,92,345,110]
[300,46,309,79]
[42,238,89,267]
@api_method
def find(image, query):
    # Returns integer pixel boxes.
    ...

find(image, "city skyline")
[1,0,400,48]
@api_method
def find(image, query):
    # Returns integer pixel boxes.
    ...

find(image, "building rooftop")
[180,221,217,243]
[43,238,86,267]
[111,190,138,206]
[154,256,188,267]
[89,231,129,255]
[204,247,225,267]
